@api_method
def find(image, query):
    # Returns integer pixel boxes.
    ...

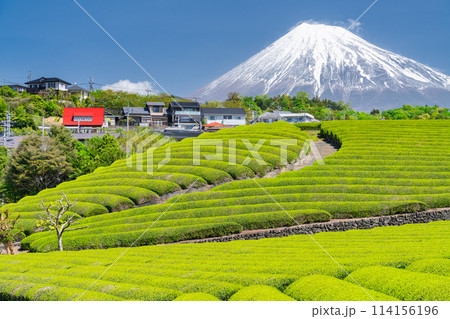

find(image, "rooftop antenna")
[29,70,32,81]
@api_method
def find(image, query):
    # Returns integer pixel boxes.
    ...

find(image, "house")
[25,77,71,94]
[167,101,202,129]
[62,107,105,133]
[122,107,152,127]
[202,107,246,127]
[104,110,119,126]
[68,85,90,99]
[147,102,168,127]
[255,111,318,123]
[0,84,28,94]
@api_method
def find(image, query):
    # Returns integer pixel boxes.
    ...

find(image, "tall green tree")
[3,135,72,200]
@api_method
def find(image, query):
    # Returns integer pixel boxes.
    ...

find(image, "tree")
[37,194,87,251]
[0,210,23,255]
[49,125,78,162]
[370,109,380,116]
[3,135,72,200]
[226,92,242,103]
[71,134,124,177]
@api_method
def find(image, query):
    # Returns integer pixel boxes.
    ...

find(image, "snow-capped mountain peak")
[192,22,450,110]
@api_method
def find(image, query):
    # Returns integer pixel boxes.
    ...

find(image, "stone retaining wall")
[182,209,450,244]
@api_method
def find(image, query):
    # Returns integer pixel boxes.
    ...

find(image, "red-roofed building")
[62,107,106,132]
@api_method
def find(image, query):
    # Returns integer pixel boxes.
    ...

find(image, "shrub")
[284,275,398,301]
[0,279,123,301]
[228,285,295,301]
[173,293,220,301]
[14,194,134,212]
[26,222,244,252]
[75,171,207,189]
[56,178,181,195]
[21,186,160,205]
[346,266,450,301]
[295,122,322,130]
[406,259,450,277]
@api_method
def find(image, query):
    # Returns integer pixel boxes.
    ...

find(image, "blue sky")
[1,0,449,97]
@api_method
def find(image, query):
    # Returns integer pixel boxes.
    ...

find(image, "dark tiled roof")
[202,107,246,115]
[168,101,201,109]
[163,129,202,139]
[122,107,151,115]
[146,102,166,107]
[68,85,89,93]
[25,77,71,85]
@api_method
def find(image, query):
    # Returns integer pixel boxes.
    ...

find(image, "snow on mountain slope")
[192,23,450,110]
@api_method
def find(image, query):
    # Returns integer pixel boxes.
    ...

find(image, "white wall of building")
[205,115,246,126]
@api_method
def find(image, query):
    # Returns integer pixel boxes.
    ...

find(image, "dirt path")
[263,139,338,178]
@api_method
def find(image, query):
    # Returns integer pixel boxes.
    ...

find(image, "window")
[209,116,215,120]
[47,82,56,88]
[224,115,232,120]
[73,116,93,122]
[236,116,242,120]
[153,106,160,113]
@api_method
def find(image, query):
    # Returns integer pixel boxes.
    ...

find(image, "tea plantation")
[5,121,308,235]
[0,221,448,300]
[20,120,450,252]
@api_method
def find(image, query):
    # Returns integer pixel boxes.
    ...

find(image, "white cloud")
[101,79,158,95]
[347,19,363,33]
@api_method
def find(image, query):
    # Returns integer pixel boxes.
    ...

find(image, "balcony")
[174,110,201,116]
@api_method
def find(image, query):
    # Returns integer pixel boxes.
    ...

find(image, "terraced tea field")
[0,221,448,301]
[20,120,450,252]
[6,121,308,235]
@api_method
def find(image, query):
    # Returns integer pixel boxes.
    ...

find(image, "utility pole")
[126,103,130,135]
[89,77,94,92]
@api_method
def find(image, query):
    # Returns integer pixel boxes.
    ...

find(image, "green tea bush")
[406,259,450,277]
[295,122,322,130]
[228,285,295,301]
[284,275,398,301]
[19,186,159,205]
[346,266,450,301]
[173,293,220,301]
[56,178,181,195]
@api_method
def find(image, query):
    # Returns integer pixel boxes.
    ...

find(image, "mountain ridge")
[192,23,450,111]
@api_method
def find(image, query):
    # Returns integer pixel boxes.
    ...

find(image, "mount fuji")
[192,23,450,111]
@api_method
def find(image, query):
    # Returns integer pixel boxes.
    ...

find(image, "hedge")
[24,222,244,252]
[295,122,322,130]
[75,171,207,189]
[173,293,221,301]
[170,185,450,203]
[56,178,180,196]
[6,201,108,217]
[228,285,295,301]
[346,266,450,301]
[406,259,450,277]
[284,275,398,301]
[0,279,123,301]
[0,221,448,301]
[21,210,331,249]
[0,272,179,301]
[19,186,160,205]
[14,194,134,213]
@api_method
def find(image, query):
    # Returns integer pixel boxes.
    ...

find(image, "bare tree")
[37,194,87,251]
[0,210,23,255]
